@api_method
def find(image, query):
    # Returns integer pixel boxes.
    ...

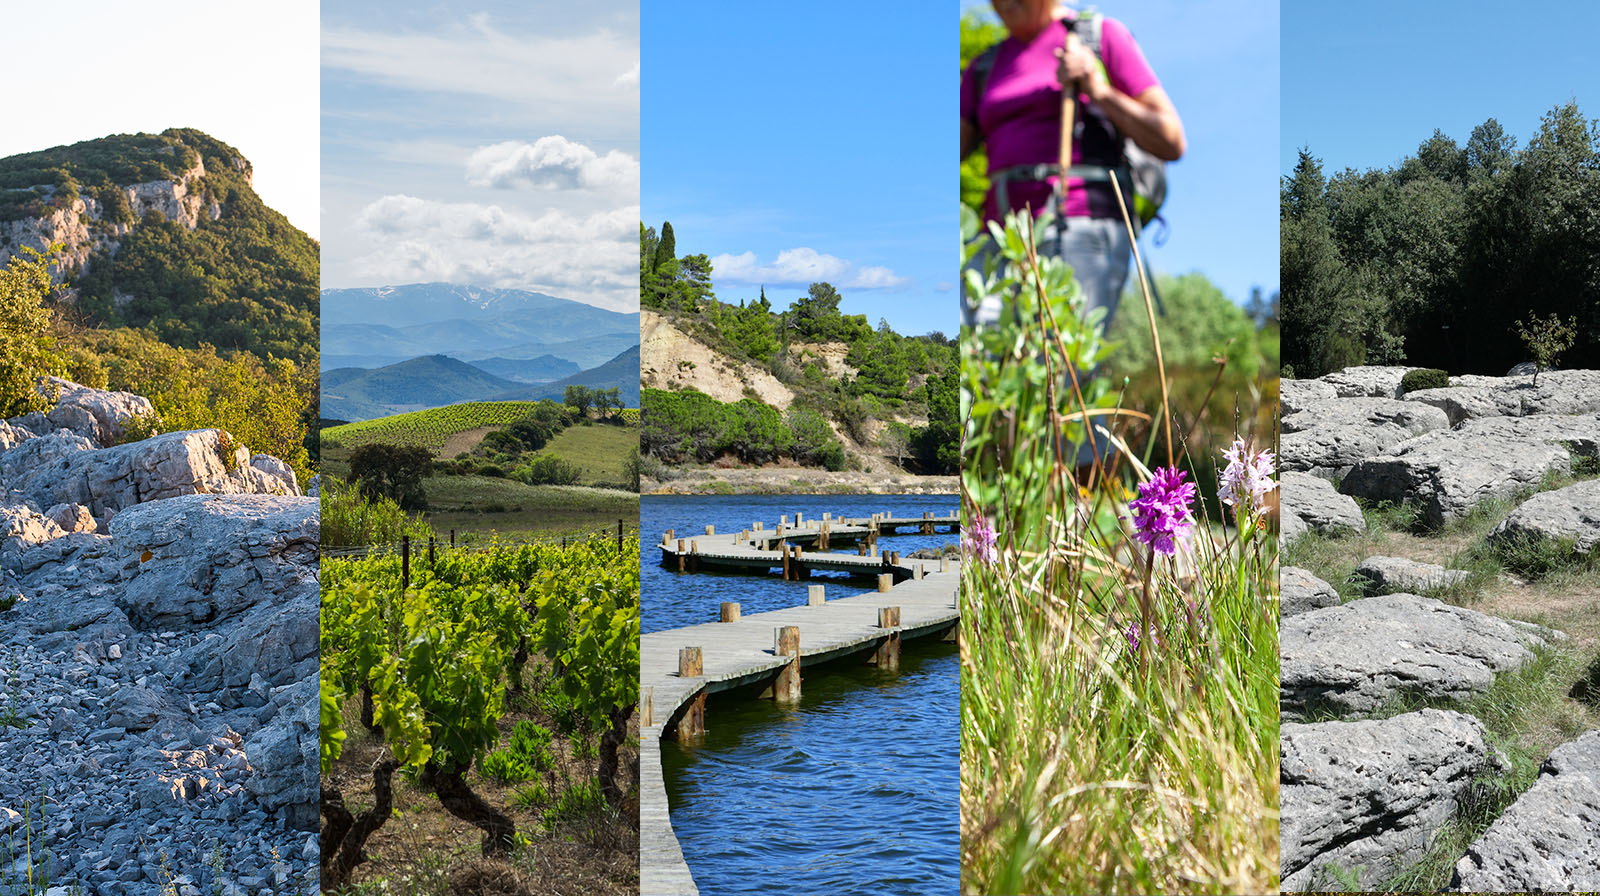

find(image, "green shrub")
[1400,368,1449,393]
[516,454,582,486]
[319,480,432,547]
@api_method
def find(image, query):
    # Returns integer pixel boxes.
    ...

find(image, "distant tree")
[791,282,842,340]
[348,443,432,511]
[652,221,676,278]
[564,384,595,418]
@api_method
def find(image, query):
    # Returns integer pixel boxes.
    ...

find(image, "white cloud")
[322,20,638,125]
[350,194,638,310]
[710,247,909,290]
[466,137,638,194]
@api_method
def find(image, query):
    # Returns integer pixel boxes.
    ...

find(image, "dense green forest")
[641,220,959,473]
[1282,102,1600,377]
[1,129,318,368]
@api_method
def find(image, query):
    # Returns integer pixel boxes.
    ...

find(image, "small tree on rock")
[1515,311,1577,386]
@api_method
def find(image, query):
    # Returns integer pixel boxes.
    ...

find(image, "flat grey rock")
[1404,369,1600,425]
[1281,593,1557,719]
[1355,555,1470,596]
[1341,414,1600,526]
[1282,566,1340,617]
[1281,378,1337,415]
[1451,729,1600,891]
[1320,366,1419,399]
[1282,709,1493,892]
[1281,471,1364,541]
[1282,398,1450,479]
[1489,478,1600,555]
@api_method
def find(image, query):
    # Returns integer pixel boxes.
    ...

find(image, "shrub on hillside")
[320,479,432,547]
[516,454,582,486]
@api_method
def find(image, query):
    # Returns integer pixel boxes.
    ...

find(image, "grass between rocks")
[1286,471,1600,892]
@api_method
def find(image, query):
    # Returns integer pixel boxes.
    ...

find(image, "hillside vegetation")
[640,220,958,474]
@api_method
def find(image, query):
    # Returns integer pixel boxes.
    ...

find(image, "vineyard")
[320,534,641,893]
[323,402,565,453]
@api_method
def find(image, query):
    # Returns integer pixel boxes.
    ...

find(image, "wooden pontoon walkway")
[637,567,961,896]
[657,511,960,583]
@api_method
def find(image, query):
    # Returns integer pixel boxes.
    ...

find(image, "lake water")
[659,639,960,896]
[640,493,959,634]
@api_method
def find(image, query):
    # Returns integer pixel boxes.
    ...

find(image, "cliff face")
[0,154,223,279]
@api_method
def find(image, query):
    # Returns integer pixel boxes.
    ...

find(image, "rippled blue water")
[660,640,959,896]
[640,494,958,633]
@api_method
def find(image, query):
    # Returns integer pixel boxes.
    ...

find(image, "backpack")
[970,7,1167,232]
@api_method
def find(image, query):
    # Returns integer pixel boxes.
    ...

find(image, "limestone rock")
[45,502,96,534]
[1282,709,1493,891]
[41,378,155,446]
[1281,566,1340,617]
[1281,471,1364,540]
[1280,378,1337,415]
[8,429,300,526]
[243,676,320,829]
[0,505,65,558]
[1451,729,1600,891]
[1281,398,1450,479]
[109,494,317,631]
[1354,555,1470,596]
[1281,593,1557,719]
[0,418,34,451]
[1341,414,1600,526]
[1320,365,1418,399]
[1488,478,1600,555]
[1404,370,1600,425]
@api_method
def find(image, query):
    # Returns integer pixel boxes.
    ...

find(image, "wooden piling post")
[772,625,801,702]
[677,538,686,572]
[877,573,893,593]
[808,584,825,606]
[705,524,715,536]
[875,606,902,670]
[642,687,654,727]
[914,563,924,580]
[720,602,740,622]
[941,555,950,573]
[781,542,791,580]
[679,647,703,677]
[689,539,699,572]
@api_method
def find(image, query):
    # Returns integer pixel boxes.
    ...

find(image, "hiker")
[961,1,1185,475]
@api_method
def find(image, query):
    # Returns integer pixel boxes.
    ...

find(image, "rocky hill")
[0,129,318,366]
[0,378,318,893]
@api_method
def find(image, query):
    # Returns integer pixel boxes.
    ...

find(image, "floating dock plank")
[657,511,960,582]
[638,566,960,895]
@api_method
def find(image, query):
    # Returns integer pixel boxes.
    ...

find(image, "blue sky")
[322,0,639,311]
[1283,1,1600,178]
[647,1,1278,337]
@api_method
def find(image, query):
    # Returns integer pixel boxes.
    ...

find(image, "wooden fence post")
[401,535,411,591]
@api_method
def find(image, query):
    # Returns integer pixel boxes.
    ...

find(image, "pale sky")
[0,0,320,239]
[321,1,640,312]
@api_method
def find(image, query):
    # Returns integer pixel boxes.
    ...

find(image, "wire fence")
[322,518,641,560]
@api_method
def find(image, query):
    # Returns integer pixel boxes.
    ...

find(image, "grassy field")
[423,475,637,542]
[536,423,638,485]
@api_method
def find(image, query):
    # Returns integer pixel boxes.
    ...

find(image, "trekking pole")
[1057,33,1081,216]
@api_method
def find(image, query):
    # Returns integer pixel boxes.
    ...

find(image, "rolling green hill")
[321,401,563,454]
[320,355,525,421]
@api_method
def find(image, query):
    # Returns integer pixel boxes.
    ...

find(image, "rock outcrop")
[0,380,316,894]
[1354,555,1470,596]
[1281,398,1449,479]
[1451,729,1600,891]
[1404,369,1600,425]
[1488,478,1600,555]
[1340,414,1600,526]
[1280,593,1557,719]
[1281,566,1340,617]
[1282,709,1495,891]
[1280,471,1364,546]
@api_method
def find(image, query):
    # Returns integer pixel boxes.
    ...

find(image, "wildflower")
[964,509,998,564]
[1124,621,1160,653]
[1128,466,1197,556]
[1218,437,1276,520]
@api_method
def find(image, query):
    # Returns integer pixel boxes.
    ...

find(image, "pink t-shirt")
[961,15,1160,221]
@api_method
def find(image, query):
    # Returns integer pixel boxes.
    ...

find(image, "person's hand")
[1055,34,1109,101]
